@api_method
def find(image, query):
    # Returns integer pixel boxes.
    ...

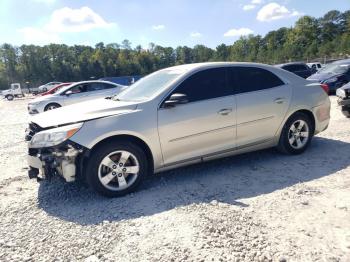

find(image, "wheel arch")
[44,102,62,111]
[87,134,154,174]
[279,108,316,137]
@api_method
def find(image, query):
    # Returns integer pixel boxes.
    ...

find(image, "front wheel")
[277,112,313,154]
[6,95,14,101]
[44,103,61,111]
[86,141,148,197]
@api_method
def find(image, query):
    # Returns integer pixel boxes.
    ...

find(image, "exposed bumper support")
[27,144,83,182]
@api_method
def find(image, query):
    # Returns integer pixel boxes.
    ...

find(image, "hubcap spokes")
[98,150,139,191]
[288,120,309,149]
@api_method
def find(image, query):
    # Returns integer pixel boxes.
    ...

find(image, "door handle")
[274,98,285,104]
[218,108,232,115]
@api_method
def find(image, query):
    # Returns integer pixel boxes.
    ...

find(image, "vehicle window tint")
[87,83,106,91]
[173,68,232,102]
[104,83,117,89]
[284,64,308,72]
[229,67,284,94]
[68,84,88,94]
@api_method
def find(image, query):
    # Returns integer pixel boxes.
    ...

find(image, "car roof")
[162,62,279,73]
[275,62,307,67]
[73,80,119,85]
[332,59,350,65]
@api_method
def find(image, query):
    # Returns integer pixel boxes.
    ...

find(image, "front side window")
[230,67,284,94]
[173,68,232,102]
[67,84,88,94]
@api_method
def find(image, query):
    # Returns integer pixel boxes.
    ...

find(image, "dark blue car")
[307,59,350,94]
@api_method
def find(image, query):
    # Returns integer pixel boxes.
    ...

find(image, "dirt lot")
[0,96,349,262]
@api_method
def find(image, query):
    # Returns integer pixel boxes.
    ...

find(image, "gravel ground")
[0,96,349,262]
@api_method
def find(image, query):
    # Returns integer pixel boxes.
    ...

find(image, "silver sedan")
[26,62,330,197]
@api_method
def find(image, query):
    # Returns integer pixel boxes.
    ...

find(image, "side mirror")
[163,93,188,108]
[65,90,73,96]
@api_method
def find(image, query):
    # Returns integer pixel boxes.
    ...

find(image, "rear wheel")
[277,112,313,154]
[44,103,61,111]
[86,141,148,197]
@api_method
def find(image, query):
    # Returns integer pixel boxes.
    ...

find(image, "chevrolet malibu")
[26,62,330,197]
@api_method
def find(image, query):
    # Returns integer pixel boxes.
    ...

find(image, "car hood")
[30,98,139,128]
[307,72,342,82]
[29,94,57,103]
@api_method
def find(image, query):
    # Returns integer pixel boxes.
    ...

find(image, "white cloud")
[224,27,254,37]
[46,6,115,32]
[190,32,202,38]
[242,0,263,11]
[257,2,301,22]
[152,25,165,30]
[243,4,256,11]
[19,6,115,44]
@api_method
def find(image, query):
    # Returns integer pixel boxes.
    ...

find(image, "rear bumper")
[312,101,331,135]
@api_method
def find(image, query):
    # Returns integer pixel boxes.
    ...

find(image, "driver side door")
[157,67,237,166]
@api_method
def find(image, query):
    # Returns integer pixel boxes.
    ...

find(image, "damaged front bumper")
[27,141,87,182]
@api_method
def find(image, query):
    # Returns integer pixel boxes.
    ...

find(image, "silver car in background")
[26,62,330,197]
[27,80,126,114]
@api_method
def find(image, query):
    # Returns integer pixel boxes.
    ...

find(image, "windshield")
[115,69,184,101]
[318,64,349,74]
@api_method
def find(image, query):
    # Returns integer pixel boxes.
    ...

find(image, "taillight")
[320,84,329,94]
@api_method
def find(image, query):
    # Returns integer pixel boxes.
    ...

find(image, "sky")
[0,0,349,48]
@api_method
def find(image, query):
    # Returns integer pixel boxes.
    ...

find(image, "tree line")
[0,9,349,90]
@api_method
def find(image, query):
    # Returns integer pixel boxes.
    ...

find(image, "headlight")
[30,123,83,148]
[324,77,338,84]
[28,101,43,106]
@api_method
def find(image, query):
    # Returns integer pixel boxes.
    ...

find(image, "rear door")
[229,66,292,148]
[158,67,236,165]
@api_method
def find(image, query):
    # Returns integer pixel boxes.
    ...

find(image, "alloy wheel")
[98,150,140,191]
[288,120,309,149]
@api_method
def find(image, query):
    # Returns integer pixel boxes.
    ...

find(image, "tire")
[6,95,14,101]
[44,103,61,111]
[86,141,148,197]
[277,112,313,155]
[342,106,350,118]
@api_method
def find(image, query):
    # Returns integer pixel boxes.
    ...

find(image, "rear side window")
[283,64,307,72]
[174,68,233,102]
[229,67,284,94]
[87,83,106,91]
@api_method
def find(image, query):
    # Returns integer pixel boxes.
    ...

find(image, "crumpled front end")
[25,122,87,182]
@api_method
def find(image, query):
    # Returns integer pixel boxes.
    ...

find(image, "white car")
[28,80,126,114]
[307,62,323,72]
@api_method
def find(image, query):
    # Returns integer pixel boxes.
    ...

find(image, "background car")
[39,83,73,96]
[307,59,350,94]
[307,62,323,72]
[28,80,126,114]
[275,62,313,78]
[336,82,350,117]
[37,82,62,92]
